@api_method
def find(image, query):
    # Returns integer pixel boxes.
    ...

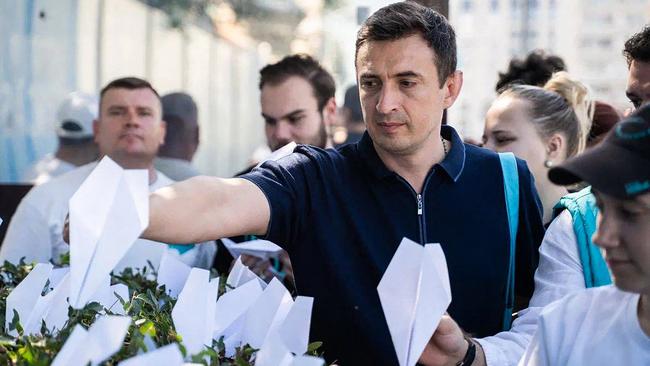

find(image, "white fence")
[0,0,267,181]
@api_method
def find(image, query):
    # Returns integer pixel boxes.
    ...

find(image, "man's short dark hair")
[355,1,457,87]
[495,49,566,92]
[259,54,335,111]
[623,26,650,66]
[99,77,161,109]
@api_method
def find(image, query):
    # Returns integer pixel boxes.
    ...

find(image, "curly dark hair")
[623,25,650,66]
[495,50,566,92]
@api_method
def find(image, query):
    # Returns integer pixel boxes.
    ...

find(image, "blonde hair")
[543,71,594,154]
[499,72,593,158]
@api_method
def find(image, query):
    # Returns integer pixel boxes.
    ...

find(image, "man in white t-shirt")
[517,104,650,365]
[22,92,99,185]
[0,77,215,270]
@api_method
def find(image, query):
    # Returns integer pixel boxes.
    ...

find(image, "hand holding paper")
[377,238,452,366]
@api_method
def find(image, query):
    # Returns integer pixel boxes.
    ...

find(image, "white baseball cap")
[55,91,98,139]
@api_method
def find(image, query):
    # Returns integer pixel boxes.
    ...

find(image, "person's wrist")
[454,336,476,366]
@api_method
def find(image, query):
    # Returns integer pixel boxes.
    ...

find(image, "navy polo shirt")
[242,126,544,365]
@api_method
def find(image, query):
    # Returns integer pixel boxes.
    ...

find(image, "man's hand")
[418,314,482,366]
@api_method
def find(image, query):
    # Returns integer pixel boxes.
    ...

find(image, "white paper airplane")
[255,141,297,168]
[377,238,452,366]
[117,343,183,366]
[51,315,131,366]
[279,296,313,355]
[256,333,325,366]
[5,263,53,336]
[226,256,267,290]
[68,156,149,308]
[171,268,219,356]
[157,251,191,298]
[241,278,293,349]
[221,238,283,261]
[213,278,263,340]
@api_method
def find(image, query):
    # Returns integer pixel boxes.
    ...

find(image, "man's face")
[94,88,166,169]
[593,191,650,295]
[356,34,461,156]
[261,76,327,151]
[626,60,650,110]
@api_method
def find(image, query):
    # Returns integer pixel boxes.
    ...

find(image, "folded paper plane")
[68,157,148,308]
[377,238,452,366]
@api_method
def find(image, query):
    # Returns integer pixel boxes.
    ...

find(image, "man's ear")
[92,119,100,143]
[322,97,338,127]
[443,71,463,109]
[159,119,167,146]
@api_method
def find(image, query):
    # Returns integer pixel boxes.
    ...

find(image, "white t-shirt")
[478,210,588,366]
[519,285,650,366]
[22,154,76,185]
[1,162,215,270]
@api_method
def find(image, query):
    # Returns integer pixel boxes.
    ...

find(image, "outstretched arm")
[143,176,270,244]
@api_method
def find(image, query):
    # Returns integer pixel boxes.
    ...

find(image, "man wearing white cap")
[22,92,99,185]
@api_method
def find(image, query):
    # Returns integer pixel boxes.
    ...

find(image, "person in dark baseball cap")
[549,103,650,199]
[519,104,650,365]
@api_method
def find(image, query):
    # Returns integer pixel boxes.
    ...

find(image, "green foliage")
[0,261,324,365]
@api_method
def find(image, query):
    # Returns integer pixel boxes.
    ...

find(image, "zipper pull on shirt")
[417,193,423,215]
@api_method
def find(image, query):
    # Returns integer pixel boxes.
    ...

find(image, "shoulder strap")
[498,152,519,331]
[553,187,611,288]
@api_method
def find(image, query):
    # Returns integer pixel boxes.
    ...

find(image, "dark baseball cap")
[549,103,650,199]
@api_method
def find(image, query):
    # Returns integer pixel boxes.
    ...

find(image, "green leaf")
[138,320,156,337]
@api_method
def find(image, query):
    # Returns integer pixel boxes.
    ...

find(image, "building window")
[491,0,499,11]
[462,0,473,12]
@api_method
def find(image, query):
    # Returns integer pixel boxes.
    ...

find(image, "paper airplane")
[377,238,452,366]
[222,238,283,261]
[157,251,191,298]
[226,256,267,290]
[256,334,325,366]
[255,141,297,168]
[171,268,219,356]
[241,278,293,349]
[279,296,313,355]
[68,156,149,308]
[117,343,183,366]
[213,278,263,340]
[5,263,53,336]
[51,315,131,366]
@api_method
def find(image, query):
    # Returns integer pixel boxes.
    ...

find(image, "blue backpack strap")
[552,187,611,288]
[498,152,519,331]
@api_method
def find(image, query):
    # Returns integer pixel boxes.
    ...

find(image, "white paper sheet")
[222,238,283,261]
[377,238,452,366]
[117,343,183,366]
[68,156,148,308]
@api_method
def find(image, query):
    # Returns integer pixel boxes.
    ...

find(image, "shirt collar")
[356,125,466,182]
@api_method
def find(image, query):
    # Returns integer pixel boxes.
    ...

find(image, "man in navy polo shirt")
[144,3,544,365]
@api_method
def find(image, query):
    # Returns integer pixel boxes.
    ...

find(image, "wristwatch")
[455,336,476,366]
